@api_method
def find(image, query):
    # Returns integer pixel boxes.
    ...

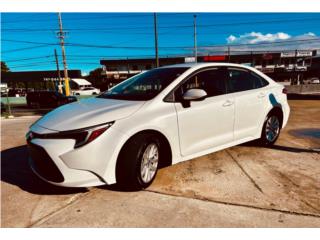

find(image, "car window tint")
[176,68,227,99]
[251,72,269,89]
[226,69,255,93]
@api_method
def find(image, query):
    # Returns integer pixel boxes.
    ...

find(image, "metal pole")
[58,13,70,96]
[154,13,159,68]
[5,92,12,117]
[193,15,197,63]
[54,49,63,93]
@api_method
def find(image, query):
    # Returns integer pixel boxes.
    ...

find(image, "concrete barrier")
[285,84,320,94]
[1,95,93,105]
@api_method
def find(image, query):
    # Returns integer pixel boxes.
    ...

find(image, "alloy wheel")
[140,143,159,183]
[265,116,280,142]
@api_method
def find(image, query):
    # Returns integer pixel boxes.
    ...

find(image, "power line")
[2,45,52,53]
[3,37,320,50]
[9,61,56,68]
[1,13,191,24]
[4,55,53,62]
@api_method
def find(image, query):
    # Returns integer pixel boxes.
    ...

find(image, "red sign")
[262,54,273,60]
[203,56,226,61]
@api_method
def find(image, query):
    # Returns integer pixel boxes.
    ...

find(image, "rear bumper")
[282,101,290,128]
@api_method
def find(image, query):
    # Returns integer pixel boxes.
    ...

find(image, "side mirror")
[182,89,207,101]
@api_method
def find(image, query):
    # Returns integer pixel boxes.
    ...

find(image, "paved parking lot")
[1,100,320,227]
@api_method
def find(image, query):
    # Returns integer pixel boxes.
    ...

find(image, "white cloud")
[226,32,291,44]
[197,32,319,55]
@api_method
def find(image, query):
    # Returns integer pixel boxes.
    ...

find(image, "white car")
[72,87,100,96]
[310,78,320,84]
[26,63,290,189]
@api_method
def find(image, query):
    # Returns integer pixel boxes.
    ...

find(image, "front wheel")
[259,114,281,145]
[116,134,160,190]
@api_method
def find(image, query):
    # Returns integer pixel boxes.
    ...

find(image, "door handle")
[223,100,233,107]
[258,92,266,98]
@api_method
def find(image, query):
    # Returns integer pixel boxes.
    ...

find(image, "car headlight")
[26,122,114,148]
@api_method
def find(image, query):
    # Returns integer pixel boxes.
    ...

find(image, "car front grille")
[28,142,64,183]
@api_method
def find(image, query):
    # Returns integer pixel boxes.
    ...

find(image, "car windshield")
[98,67,189,101]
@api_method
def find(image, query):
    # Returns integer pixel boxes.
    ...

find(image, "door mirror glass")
[182,89,207,101]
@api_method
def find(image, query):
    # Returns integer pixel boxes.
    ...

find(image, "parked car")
[26,63,290,189]
[72,86,100,96]
[70,78,100,95]
[26,91,77,108]
[310,78,320,84]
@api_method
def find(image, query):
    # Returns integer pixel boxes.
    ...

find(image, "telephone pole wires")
[57,12,70,96]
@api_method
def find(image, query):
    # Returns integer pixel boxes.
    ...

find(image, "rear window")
[226,68,268,93]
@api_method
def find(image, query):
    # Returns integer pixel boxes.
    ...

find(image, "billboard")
[281,50,313,58]
[184,57,196,63]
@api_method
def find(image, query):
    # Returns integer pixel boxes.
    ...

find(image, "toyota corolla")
[26,63,290,189]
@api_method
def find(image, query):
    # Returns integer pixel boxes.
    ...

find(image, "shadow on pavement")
[1,145,87,195]
[241,141,319,153]
[267,145,319,153]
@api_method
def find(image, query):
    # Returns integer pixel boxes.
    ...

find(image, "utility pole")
[193,15,198,63]
[54,49,63,94]
[154,13,159,68]
[57,12,70,96]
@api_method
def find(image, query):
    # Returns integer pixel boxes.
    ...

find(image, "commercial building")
[100,50,319,85]
[1,70,82,91]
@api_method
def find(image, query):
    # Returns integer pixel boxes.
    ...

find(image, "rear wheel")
[259,114,281,145]
[116,133,160,190]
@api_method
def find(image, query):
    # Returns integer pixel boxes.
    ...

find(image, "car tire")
[116,133,161,190]
[259,114,281,146]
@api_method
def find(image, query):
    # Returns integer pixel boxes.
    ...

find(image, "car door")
[174,67,235,157]
[226,67,269,140]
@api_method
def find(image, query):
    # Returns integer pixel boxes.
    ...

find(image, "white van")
[70,78,100,96]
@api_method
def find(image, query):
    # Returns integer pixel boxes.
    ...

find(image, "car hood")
[34,97,145,132]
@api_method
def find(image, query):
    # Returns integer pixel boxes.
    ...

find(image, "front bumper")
[28,139,105,187]
[27,126,126,187]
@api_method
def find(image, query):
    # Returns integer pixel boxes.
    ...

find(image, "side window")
[175,68,227,100]
[226,69,255,93]
[251,72,269,89]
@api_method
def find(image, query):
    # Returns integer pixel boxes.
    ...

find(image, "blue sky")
[2,13,320,74]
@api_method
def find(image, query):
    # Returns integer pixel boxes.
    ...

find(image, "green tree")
[1,61,10,72]
[86,67,104,88]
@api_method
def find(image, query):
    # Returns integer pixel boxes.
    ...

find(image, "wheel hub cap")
[140,143,159,183]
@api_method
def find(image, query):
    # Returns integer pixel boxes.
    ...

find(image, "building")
[1,70,82,91]
[100,50,318,86]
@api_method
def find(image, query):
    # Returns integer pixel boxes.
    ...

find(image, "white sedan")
[26,63,290,189]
